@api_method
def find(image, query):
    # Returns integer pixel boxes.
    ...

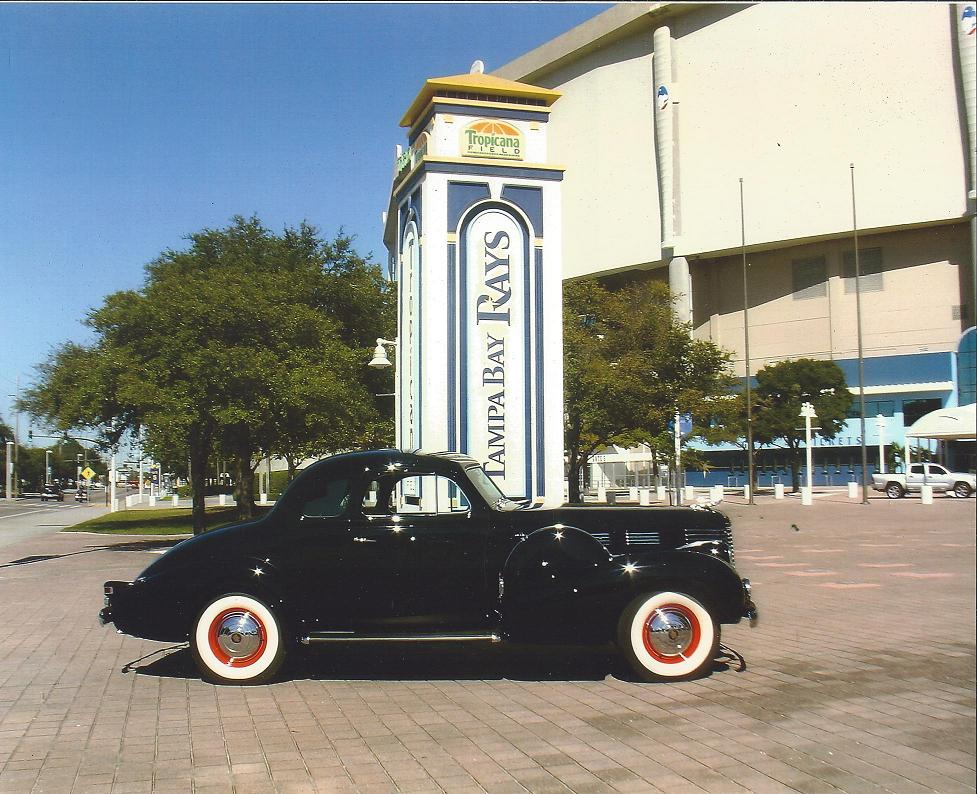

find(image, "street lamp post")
[368,338,398,446]
[876,414,886,474]
[799,402,818,503]
[45,450,53,486]
[4,441,13,500]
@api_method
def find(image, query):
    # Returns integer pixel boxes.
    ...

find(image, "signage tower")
[383,64,565,507]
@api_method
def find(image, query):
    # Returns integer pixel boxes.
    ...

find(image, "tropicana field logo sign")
[461,120,524,161]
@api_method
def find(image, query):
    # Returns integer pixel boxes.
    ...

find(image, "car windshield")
[465,465,521,511]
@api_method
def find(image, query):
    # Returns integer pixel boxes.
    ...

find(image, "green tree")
[564,279,734,503]
[21,216,394,532]
[751,358,850,492]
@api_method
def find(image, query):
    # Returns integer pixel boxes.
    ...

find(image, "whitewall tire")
[191,594,285,684]
[617,591,719,681]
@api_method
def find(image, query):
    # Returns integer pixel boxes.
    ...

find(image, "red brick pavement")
[0,496,974,793]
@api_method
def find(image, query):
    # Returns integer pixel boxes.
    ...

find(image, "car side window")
[929,465,947,476]
[909,464,924,475]
[391,474,471,515]
[301,478,350,518]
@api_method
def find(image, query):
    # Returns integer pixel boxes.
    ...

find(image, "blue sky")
[0,2,609,437]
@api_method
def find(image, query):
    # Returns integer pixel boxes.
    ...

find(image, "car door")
[278,472,403,631]
[906,463,925,491]
[377,472,494,632]
[926,464,950,491]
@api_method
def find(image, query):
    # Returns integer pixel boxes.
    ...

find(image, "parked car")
[100,450,757,685]
[872,463,975,499]
[40,484,64,502]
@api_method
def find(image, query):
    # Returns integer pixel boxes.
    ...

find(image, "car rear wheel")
[191,594,285,685]
[885,483,904,499]
[952,482,972,498]
[617,591,719,682]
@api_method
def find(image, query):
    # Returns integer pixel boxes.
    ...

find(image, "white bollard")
[774,483,785,499]
[639,488,651,506]
[710,485,724,503]
[597,486,606,503]
[629,487,638,502]
[149,495,156,507]
[218,494,226,507]
[743,484,751,502]
[656,486,667,502]
[172,494,178,508]
[920,484,933,504]
[684,485,695,501]
[801,487,812,506]
[847,481,858,499]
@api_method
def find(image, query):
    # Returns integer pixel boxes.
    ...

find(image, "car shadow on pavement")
[129,642,746,684]
[1,538,184,569]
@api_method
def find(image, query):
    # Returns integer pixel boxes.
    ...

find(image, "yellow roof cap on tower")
[400,71,561,128]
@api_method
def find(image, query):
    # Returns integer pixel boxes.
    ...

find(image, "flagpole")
[851,163,870,505]
[740,179,755,505]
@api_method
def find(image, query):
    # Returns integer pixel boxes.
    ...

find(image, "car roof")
[299,449,482,478]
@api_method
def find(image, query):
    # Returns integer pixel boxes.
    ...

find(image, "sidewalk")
[0,498,973,793]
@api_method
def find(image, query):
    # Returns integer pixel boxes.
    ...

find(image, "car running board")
[300,631,501,645]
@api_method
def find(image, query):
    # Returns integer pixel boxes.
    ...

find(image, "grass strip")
[64,507,242,535]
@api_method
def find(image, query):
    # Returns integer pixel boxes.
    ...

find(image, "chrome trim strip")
[302,633,501,644]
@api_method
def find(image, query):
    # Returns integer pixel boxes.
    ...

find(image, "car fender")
[500,525,746,644]
[124,554,291,642]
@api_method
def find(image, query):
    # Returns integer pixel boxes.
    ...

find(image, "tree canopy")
[20,216,395,531]
[563,279,734,502]
[751,357,850,491]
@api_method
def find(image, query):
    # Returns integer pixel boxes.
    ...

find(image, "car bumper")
[742,578,758,627]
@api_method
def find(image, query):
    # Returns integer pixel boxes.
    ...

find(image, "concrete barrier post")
[656,486,667,502]
[683,485,695,501]
[801,487,812,506]
[774,483,784,499]
[172,494,178,508]
[149,495,156,507]
[743,484,751,502]
[847,481,858,499]
[629,487,638,502]
[597,486,606,503]
[639,488,651,506]
[920,484,933,504]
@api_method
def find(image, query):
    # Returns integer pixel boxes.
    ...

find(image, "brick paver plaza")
[0,495,974,793]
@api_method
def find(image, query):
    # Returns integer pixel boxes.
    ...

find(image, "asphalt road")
[0,498,108,551]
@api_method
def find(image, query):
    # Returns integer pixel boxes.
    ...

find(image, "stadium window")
[842,247,883,293]
[792,256,827,300]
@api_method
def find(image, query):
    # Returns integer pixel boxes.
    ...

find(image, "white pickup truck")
[872,463,975,499]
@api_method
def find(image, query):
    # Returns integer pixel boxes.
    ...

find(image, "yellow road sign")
[81,467,96,481]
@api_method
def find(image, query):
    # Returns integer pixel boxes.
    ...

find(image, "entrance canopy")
[904,404,976,440]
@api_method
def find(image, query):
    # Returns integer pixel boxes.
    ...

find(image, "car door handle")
[352,536,377,543]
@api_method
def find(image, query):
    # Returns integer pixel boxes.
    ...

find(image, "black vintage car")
[101,450,757,684]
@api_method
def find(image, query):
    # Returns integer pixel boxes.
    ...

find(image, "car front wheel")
[617,591,720,682]
[952,482,972,498]
[885,483,904,499]
[191,594,285,685]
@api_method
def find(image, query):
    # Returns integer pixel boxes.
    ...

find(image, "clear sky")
[0,2,609,439]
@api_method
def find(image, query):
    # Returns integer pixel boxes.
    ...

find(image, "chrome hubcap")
[215,612,262,659]
[646,608,694,657]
